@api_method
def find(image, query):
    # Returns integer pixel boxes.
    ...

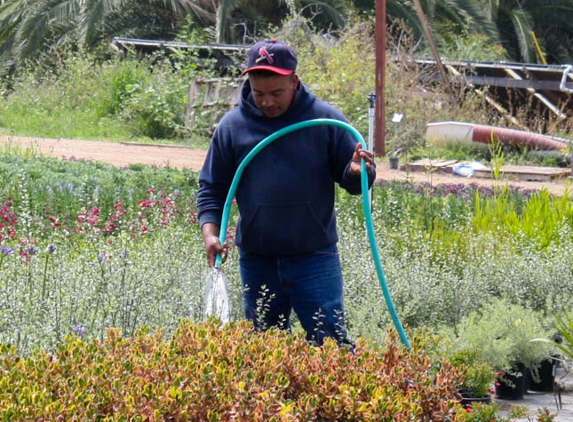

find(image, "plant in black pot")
[387,112,404,170]
[533,307,573,391]
[450,349,495,406]
[389,149,401,170]
[454,297,553,401]
[526,348,559,393]
[431,330,495,406]
[535,308,573,361]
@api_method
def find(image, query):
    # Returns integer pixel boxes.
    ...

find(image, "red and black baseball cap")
[242,39,297,76]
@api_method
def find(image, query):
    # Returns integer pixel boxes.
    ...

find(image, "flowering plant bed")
[1,150,572,357]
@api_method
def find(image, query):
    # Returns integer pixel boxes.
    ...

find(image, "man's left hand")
[349,143,375,177]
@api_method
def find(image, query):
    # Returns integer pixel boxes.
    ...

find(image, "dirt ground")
[1,134,571,197]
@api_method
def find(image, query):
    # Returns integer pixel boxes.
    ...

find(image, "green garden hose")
[215,118,411,348]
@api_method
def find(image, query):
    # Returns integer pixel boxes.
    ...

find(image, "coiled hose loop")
[215,118,410,348]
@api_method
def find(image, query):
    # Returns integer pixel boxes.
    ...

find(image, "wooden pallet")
[405,159,571,182]
[185,77,243,131]
[473,165,570,182]
[403,159,467,175]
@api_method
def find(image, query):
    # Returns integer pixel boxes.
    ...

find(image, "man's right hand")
[201,223,228,268]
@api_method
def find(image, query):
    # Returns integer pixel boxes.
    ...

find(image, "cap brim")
[242,66,294,76]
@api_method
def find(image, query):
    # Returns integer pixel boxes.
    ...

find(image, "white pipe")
[367,94,376,208]
[560,65,573,93]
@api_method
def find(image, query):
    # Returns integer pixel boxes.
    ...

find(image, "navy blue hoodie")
[197,79,375,257]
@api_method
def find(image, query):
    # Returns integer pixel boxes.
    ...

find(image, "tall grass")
[0,54,129,141]
[0,52,203,144]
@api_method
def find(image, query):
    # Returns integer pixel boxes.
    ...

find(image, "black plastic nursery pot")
[495,363,528,400]
[389,156,399,170]
[459,391,493,407]
[527,358,556,392]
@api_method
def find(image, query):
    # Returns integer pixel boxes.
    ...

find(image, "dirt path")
[1,134,571,197]
[0,135,208,172]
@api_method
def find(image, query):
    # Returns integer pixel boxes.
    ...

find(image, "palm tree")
[0,0,198,74]
[375,0,573,64]
[210,0,349,44]
[453,0,573,63]
[354,0,501,60]
[0,0,350,75]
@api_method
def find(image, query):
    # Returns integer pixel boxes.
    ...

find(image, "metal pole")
[368,93,377,153]
[375,0,386,157]
[367,93,377,208]
[570,138,573,180]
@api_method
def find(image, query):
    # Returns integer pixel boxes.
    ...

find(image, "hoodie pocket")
[240,202,328,255]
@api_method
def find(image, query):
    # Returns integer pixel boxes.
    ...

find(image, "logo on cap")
[243,40,297,76]
[256,47,274,64]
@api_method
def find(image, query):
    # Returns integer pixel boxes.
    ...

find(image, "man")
[197,39,375,346]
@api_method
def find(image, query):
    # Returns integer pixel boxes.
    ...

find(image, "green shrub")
[472,187,573,250]
[449,349,495,398]
[452,298,553,375]
[95,59,151,118]
[119,62,191,139]
[456,402,507,422]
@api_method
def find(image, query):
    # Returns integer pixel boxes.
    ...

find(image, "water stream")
[203,268,231,324]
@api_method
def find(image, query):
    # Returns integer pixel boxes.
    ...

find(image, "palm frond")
[215,0,244,43]
[509,7,535,62]
[298,0,347,29]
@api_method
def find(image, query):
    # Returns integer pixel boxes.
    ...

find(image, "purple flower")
[72,324,86,336]
[0,246,14,256]
[27,246,38,255]
[46,244,57,254]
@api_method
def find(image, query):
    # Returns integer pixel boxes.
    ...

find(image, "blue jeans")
[239,245,352,347]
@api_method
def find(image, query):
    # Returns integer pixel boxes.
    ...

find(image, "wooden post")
[375,0,386,157]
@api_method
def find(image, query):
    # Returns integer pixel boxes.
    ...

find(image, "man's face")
[249,73,298,118]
